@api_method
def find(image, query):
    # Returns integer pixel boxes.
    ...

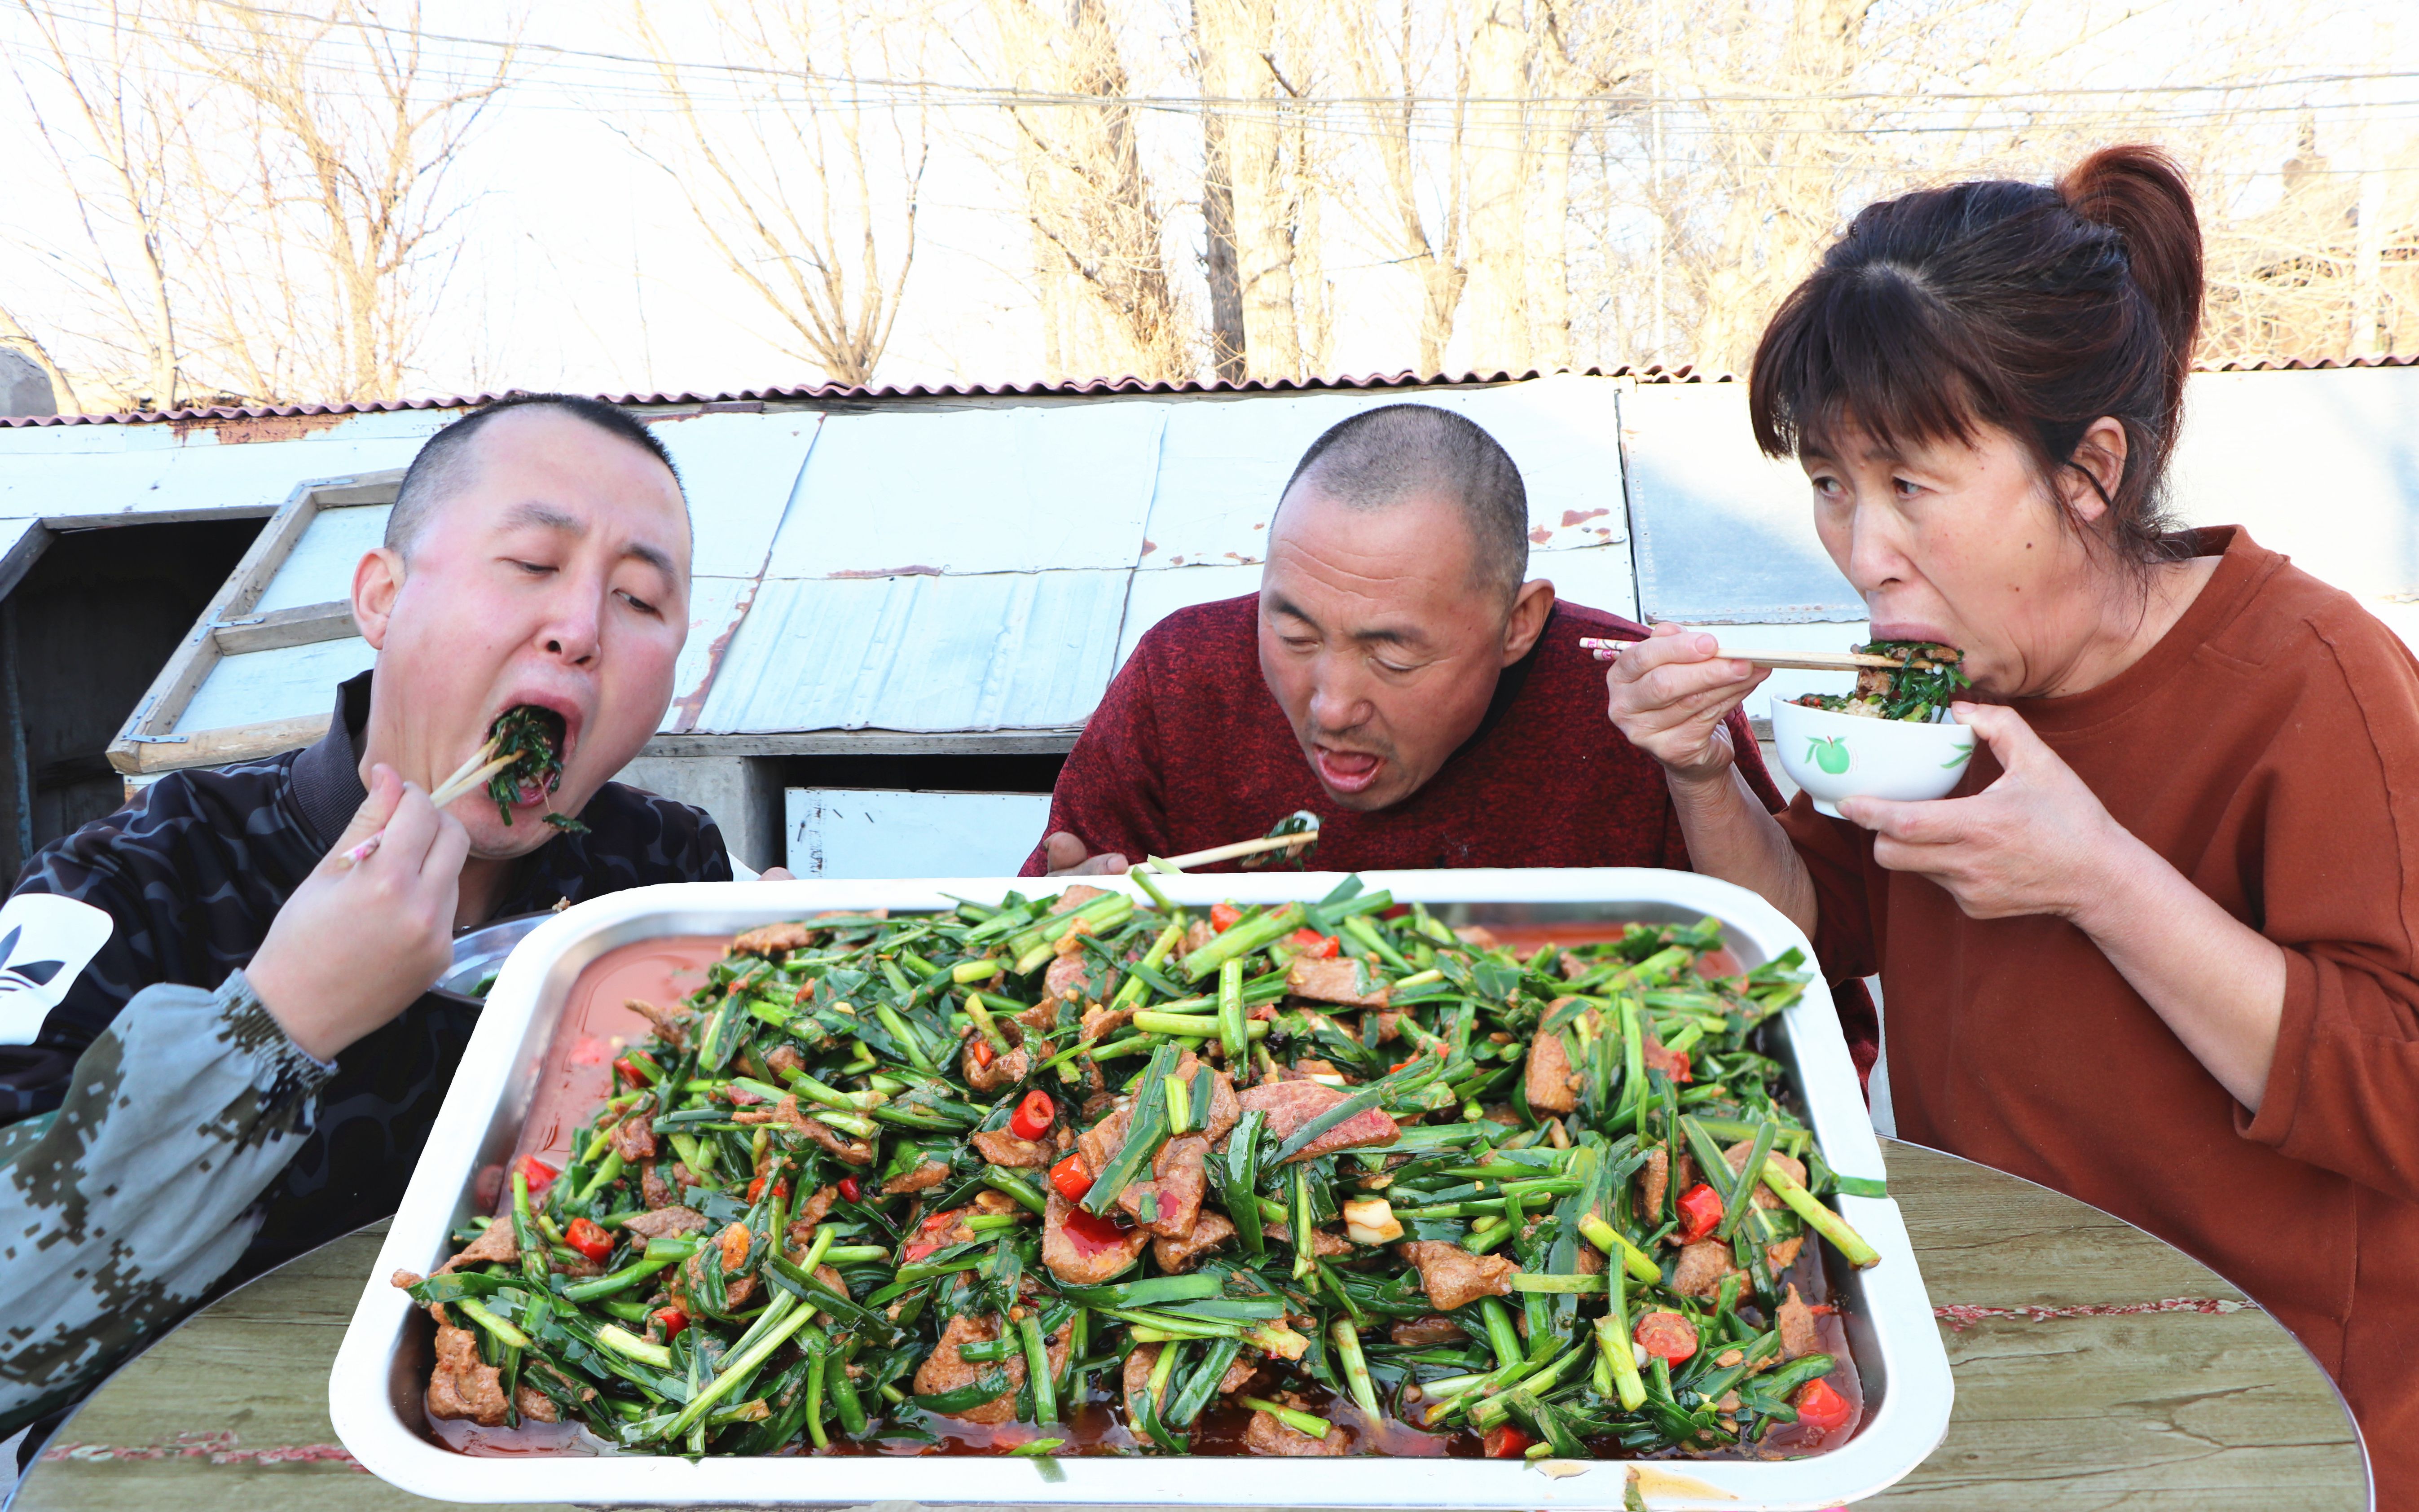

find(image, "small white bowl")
[1769,696,1975,818]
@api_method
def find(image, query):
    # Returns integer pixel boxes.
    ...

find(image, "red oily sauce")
[431,925,1865,1461]
[494,936,729,1198]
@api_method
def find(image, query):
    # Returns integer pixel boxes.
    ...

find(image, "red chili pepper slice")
[1675,1182,1724,1244]
[1285,927,1340,958]
[651,1306,688,1341]
[969,1039,994,1068]
[1009,1090,1056,1142]
[1482,1424,1531,1459]
[612,1056,640,1087]
[1794,1376,1854,1435]
[837,1175,862,1203]
[1056,1204,1131,1255]
[901,1207,971,1263]
[1049,1153,1094,1203]
[563,1216,614,1263]
[747,1174,768,1203]
[1667,1051,1693,1086]
[1210,902,1242,933]
[515,1155,559,1196]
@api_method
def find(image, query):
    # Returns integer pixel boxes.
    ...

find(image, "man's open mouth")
[1312,745,1383,795]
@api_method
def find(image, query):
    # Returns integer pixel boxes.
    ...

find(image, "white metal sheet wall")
[786,788,1051,878]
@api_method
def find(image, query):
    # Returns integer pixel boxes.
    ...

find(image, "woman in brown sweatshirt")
[1607,145,2419,1501]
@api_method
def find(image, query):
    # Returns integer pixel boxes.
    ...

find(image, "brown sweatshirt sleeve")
[1776,794,1883,985]
[2238,620,2419,1206]
[1729,710,1787,815]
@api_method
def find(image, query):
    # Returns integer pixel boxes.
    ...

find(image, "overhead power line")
[19,0,2419,123]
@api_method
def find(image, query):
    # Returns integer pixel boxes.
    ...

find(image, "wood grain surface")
[15,1139,2369,1511]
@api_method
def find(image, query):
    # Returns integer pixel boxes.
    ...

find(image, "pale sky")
[3,0,2417,409]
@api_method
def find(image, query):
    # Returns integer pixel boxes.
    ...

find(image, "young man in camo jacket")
[0,394,740,1447]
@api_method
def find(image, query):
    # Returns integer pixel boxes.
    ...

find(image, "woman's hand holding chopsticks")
[245,764,469,1061]
[1599,622,1771,784]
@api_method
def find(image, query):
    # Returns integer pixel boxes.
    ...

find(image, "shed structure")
[2,362,2416,878]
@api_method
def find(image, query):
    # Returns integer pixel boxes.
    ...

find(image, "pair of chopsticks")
[1578,635,1901,672]
[338,742,519,867]
[1143,810,1323,873]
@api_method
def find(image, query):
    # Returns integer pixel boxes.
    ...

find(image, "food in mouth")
[1792,642,1968,723]
[484,705,587,834]
[398,878,1879,1459]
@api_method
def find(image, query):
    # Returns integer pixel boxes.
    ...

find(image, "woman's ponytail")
[2058,145,2203,420]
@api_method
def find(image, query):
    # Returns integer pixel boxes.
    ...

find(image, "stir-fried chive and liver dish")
[1792,641,1969,722]
[399,876,1882,1461]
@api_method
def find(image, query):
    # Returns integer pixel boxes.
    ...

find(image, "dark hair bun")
[2058,145,2203,413]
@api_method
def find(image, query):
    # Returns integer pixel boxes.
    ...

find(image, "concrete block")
[0,350,54,419]
[613,754,785,872]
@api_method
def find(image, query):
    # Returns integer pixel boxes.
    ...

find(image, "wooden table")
[13,1139,2368,1511]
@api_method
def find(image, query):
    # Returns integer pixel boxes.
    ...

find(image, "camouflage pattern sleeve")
[0,969,332,1437]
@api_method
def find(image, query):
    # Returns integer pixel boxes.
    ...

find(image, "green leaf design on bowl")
[1942,741,1974,769]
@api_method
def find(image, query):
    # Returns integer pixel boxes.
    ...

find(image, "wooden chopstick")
[430,752,519,809]
[1147,829,1320,873]
[1579,636,1900,671]
[338,747,518,867]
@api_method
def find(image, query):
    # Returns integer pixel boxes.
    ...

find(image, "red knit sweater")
[1025,591,1879,1082]
[1024,593,1783,871]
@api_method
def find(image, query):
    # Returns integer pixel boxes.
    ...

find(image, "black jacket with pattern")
[0,671,731,1271]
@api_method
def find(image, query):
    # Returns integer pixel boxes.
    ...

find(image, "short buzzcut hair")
[1278,404,1529,600]
[386,392,684,558]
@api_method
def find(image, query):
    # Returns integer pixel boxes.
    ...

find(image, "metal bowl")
[332,871,1954,1508]
[430,912,554,1003]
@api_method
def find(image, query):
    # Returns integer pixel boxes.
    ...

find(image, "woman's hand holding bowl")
[1835,702,2142,926]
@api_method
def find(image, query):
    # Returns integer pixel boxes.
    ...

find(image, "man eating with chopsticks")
[0,394,738,1454]
[1027,403,1791,876]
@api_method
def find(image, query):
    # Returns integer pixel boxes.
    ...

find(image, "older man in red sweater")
[1024,402,1789,878]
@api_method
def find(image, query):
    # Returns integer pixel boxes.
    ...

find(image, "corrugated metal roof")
[694,570,1130,733]
[9,354,2417,429]
[44,359,2419,763]
[0,364,1730,428]
[761,404,1166,579]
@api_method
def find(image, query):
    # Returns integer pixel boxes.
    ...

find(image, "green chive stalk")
[1218,957,1246,1062]
[1598,1278,1647,1411]
[962,992,1012,1052]
[1239,1396,1330,1439]
[510,1171,547,1288]
[453,1295,531,1351]
[1758,1155,1881,1267]
[1578,1214,1663,1284]
[1179,902,1305,981]
[1477,1297,1522,1372]
[1021,1313,1058,1425]
[594,1323,672,1369]
[1331,1319,1381,1419]
[1721,1121,1780,1241]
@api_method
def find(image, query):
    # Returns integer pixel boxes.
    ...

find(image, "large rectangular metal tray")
[330,868,1953,1508]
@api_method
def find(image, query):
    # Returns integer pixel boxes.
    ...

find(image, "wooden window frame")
[106,469,399,776]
